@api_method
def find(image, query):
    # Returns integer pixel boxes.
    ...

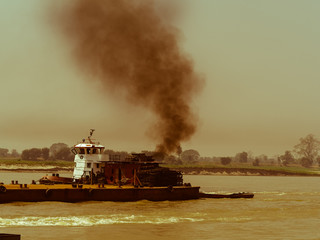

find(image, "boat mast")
[88,129,95,144]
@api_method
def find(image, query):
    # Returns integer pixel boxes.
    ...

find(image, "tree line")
[0,143,74,161]
[21,143,74,161]
[279,134,320,168]
[162,134,320,168]
[1,134,320,167]
[204,134,320,168]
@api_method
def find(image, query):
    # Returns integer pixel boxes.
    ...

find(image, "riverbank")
[0,165,73,173]
[169,166,320,176]
[0,159,74,172]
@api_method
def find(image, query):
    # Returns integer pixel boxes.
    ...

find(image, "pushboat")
[40,129,185,187]
[0,130,254,203]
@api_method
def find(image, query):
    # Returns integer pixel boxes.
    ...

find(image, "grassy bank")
[0,158,74,168]
[162,164,320,176]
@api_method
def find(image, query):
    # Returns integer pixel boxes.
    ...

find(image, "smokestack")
[54,0,203,154]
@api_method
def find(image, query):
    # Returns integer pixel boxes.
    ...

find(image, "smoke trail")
[56,0,203,154]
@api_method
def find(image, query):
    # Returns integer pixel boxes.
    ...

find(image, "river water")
[1,172,320,240]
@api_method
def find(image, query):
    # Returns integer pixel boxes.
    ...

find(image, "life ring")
[45,188,52,197]
[0,185,7,193]
[80,155,84,159]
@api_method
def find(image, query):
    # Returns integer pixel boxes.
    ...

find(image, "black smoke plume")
[55,0,203,154]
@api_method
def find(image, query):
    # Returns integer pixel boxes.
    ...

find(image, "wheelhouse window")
[87,163,91,168]
[79,148,85,154]
[87,148,91,154]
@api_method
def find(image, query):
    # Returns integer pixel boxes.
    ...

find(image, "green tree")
[11,149,20,158]
[235,152,248,163]
[279,151,295,166]
[317,156,320,167]
[42,148,49,160]
[0,148,9,158]
[220,157,232,165]
[180,149,200,164]
[55,147,73,161]
[300,157,312,168]
[21,149,30,160]
[49,143,69,160]
[252,158,260,166]
[294,134,320,167]
[29,148,42,160]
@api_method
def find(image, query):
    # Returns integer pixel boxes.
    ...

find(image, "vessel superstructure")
[68,130,183,187]
[71,129,108,180]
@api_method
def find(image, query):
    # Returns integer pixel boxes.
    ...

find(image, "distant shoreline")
[171,167,320,177]
[1,164,320,176]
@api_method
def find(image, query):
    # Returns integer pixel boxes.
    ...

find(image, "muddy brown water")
[1,173,320,240]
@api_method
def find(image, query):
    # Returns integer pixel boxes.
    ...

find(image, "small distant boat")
[39,174,73,184]
[199,192,254,199]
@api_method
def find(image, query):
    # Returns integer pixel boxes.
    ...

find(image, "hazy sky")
[1,0,320,157]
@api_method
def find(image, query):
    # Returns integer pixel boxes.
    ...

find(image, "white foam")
[0,214,204,227]
[216,217,252,222]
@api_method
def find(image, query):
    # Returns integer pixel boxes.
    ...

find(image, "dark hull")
[0,185,200,203]
[0,234,20,240]
[199,192,254,199]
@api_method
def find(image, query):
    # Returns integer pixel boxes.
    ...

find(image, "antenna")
[88,129,95,144]
[89,129,95,137]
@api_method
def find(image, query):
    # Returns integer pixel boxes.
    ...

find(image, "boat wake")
[0,214,204,227]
